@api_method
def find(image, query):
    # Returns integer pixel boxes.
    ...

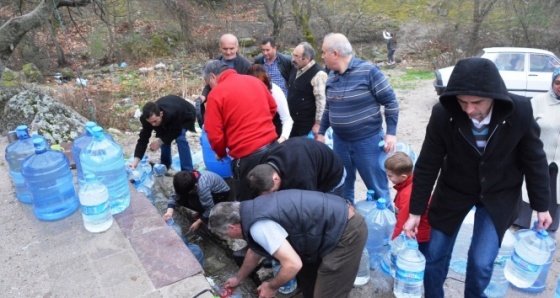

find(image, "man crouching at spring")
[208,189,367,298]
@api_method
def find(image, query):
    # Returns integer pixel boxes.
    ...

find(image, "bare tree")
[0,0,92,79]
[291,0,314,44]
[263,0,286,38]
[467,0,499,55]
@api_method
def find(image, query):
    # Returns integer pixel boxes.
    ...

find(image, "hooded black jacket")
[409,58,550,243]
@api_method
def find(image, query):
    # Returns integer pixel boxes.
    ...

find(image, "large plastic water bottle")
[72,121,114,187]
[356,189,376,217]
[21,137,79,220]
[450,207,475,275]
[384,232,408,278]
[139,155,154,189]
[354,247,371,286]
[130,169,154,202]
[393,239,426,298]
[365,198,396,269]
[272,259,298,294]
[80,126,130,215]
[78,173,113,233]
[5,125,36,204]
[394,142,417,164]
[504,229,552,288]
[200,129,231,178]
[512,222,556,293]
[484,230,515,297]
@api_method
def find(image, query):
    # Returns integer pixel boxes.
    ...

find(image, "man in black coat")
[402,58,553,297]
[246,137,345,198]
[131,95,196,172]
[254,37,293,97]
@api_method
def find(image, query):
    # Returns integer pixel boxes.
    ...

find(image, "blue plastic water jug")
[365,198,396,269]
[5,125,36,203]
[80,126,130,215]
[504,229,551,288]
[356,189,376,217]
[21,137,79,220]
[200,129,232,178]
[72,121,114,187]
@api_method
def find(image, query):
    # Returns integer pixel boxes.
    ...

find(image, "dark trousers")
[297,212,367,298]
[231,142,278,201]
[289,121,314,138]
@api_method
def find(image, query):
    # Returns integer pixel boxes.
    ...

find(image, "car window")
[498,53,524,71]
[493,54,512,71]
[530,54,559,72]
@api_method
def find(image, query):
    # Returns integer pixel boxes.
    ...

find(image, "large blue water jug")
[80,126,130,215]
[5,125,36,204]
[21,137,79,220]
[72,121,114,187]
[393,239,425,298]
[512,221,556,293]
[379,141,418,169]
[365,198,396,269]
[356,189,376,216]
[504,229,551,288]
[200,129,232,178]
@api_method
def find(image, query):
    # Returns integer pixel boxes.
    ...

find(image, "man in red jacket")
[202,60,278,201]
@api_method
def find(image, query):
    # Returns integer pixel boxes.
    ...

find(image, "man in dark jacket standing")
[254,37,293,97]
[209,190,366,298]
[402,58,552,298]
[131,95,197,172]
[246,137,345,197]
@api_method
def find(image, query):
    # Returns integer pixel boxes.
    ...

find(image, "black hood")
[440,57,513,116]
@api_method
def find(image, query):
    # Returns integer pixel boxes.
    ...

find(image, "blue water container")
[21,137,79,220]
[356,189,376,216]
[5,125,36,203]
[504,229,551,288]
[80,126,130,215]
[394,239,426,298]
[72,121,115,187]
[365,198,396,269]
[200,129,232,178]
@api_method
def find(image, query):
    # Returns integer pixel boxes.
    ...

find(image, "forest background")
[1,0,559,131]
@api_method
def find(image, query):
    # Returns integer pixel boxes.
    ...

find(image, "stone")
[0,89,88,144]
[22,63,44,83]
[59,67,75,80]
[0,68,24,87]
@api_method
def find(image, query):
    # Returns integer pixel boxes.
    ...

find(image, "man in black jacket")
[254,37,293,97]
[209,190,366,298]
[246,137,345,197]
[402,58,553,297]
[130,95,196,172]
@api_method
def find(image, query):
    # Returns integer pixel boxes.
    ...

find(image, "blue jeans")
[332,131,390,204]
[424,206,499,298]
[160,129,193,171]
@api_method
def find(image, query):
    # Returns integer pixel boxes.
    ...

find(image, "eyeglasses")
[291,53,304,59]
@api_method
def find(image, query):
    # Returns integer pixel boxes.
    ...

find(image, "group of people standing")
[127,31,558,298]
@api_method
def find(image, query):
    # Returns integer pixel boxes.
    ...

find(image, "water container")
[504,229,551,288]
[21,137,79,220]
[365,198,396,269]
[80,126,130,215]
[450,207,475,275]
[324,127,334,149]
[512,222,556,293]
[394,142,417,165]
[393,239,426,298]
[200,129,232,178]
[272,259,298,294]
[7,130,18,143]
[386,232,408,277]
[356,189,376,217]
[378,141,388,175]
[130,169,154,203]
[139,155,154,189]
[5,125,36,204]
[78,173,113,233]
[152,164,172,198]
[71,121,114,187]
[484,230,515,297]
[354,247,371,286]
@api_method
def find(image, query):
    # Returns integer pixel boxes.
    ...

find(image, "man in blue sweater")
[318,33,399,203]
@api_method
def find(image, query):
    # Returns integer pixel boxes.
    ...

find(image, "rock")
[0,68,24,87]
[59,67,75,80]
[239,37,255,47]
[0,89,88,144]
[22,63,44,83]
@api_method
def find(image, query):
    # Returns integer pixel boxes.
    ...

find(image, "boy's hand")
[189,219,203,232]
[163,208,173,221]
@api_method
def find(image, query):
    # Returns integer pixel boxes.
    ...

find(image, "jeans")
[424,206,499,298]
[332,131,390,204]
[160,128,193,171]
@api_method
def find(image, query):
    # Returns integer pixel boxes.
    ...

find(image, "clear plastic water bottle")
[72,121,114,187]
[484,230,515,297]
[272,259,298,294]
[80,126,130,215]
[450,207,475,275]
[354,247,371,286]
[21,137,79,220]
[365,198,396,269]
[139,155,154,189]
[504,229,551,288]
[356,189,376,217]
[130,169,154,202]
[394,142,417,165]
[79,173,113,233]
[5,125,35,204]
[386,232,408,278]
[393,239,426,298]
[324,127,334,149]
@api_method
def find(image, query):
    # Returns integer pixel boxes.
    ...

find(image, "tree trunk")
[47,19,69,67]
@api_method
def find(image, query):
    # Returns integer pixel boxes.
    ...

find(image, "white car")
[434,47,560,97]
